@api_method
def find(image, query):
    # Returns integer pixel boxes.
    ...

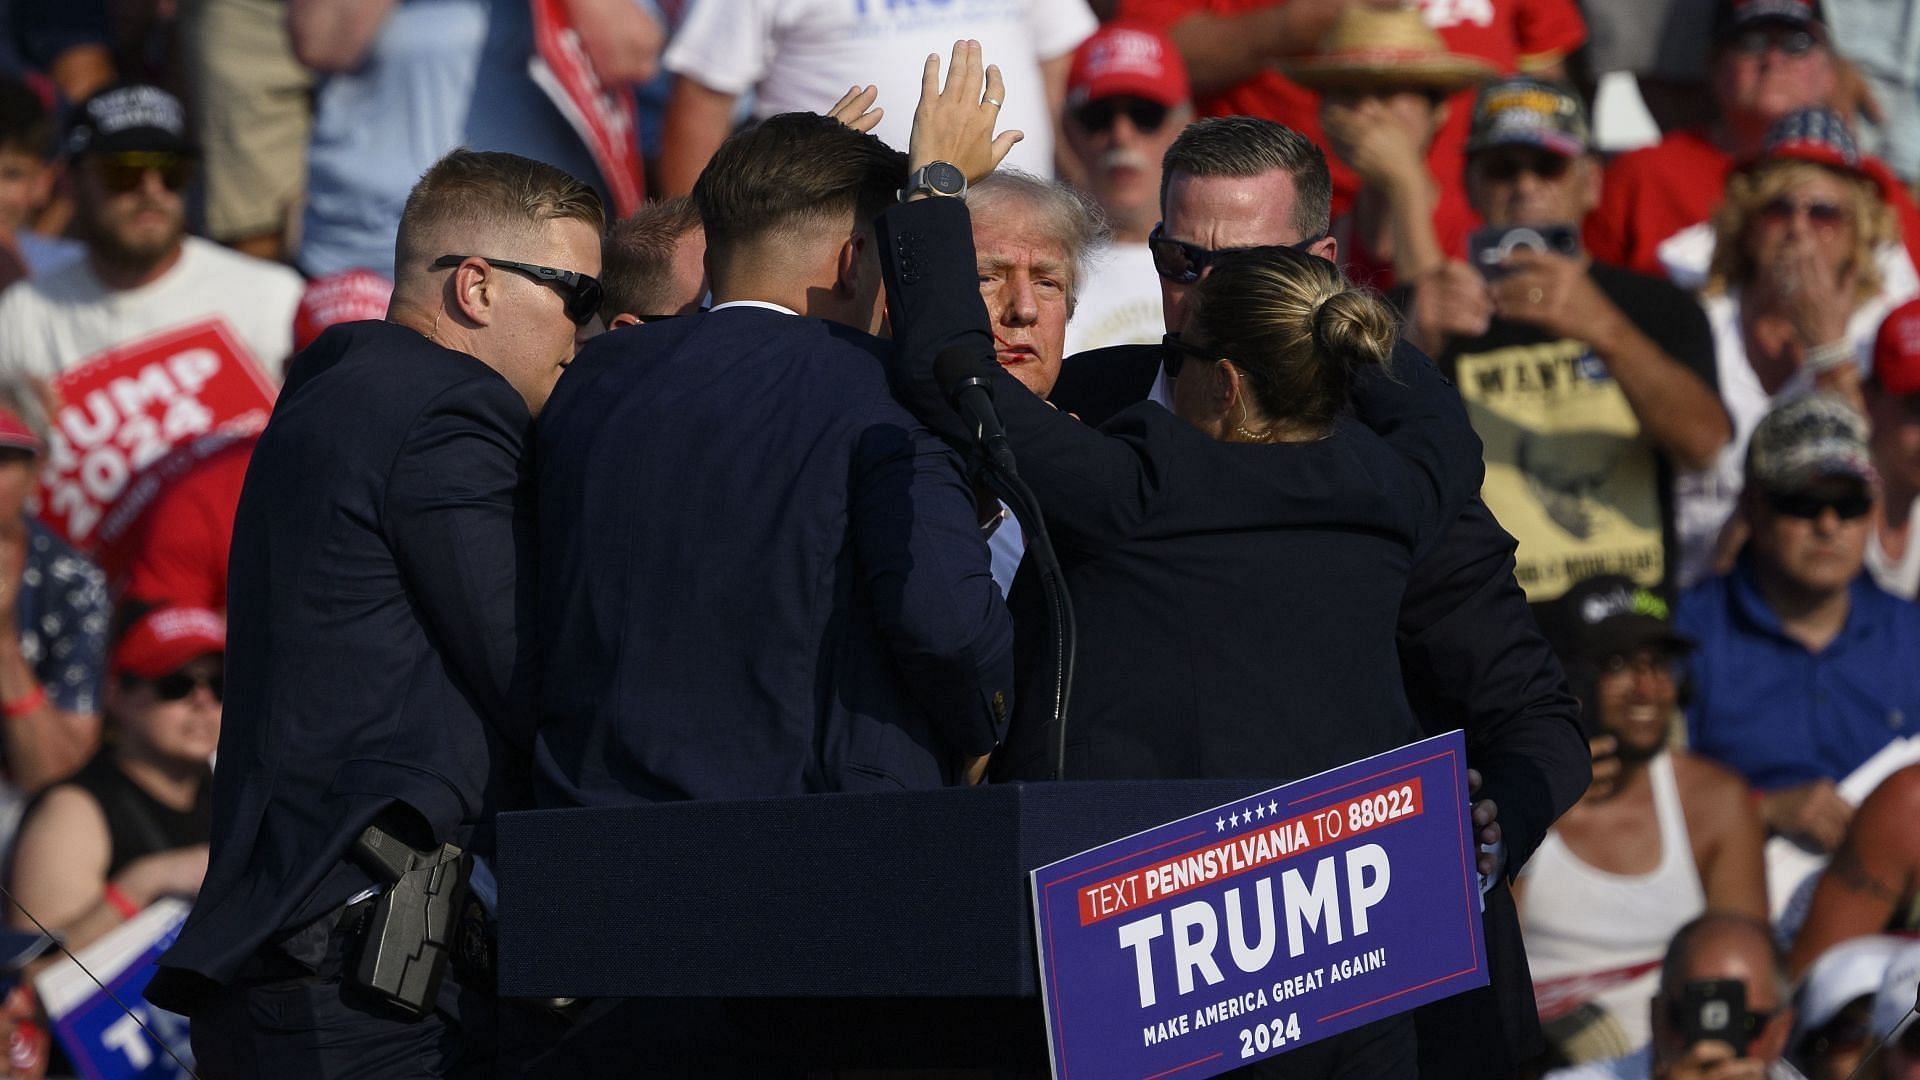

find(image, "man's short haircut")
[600,196,702,320]
[1160,116,1332,240]
[0,76,50,160]
[692,112,907,255]
[968,170,1111,314]
[394,149,605,278]
[1659,913,1787,998]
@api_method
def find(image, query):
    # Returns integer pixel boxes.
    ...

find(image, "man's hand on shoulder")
[907,40,1023,184]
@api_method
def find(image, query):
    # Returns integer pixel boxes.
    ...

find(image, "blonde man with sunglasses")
[0,84,303,389]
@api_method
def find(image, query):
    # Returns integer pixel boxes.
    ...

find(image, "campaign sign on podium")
[36,898,193,1080]
[1029,731,1487,1079]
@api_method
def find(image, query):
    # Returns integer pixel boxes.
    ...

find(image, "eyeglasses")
[1074,97,1172,135]
[1477,148,1574,184]
[1767,489,1873,520]
[150,670,222,703]
[1756,196,1850,229]
[1147,225,1326,284]
[1599,651,1683,681]
[1728,28,1819,57]
[97,152,193,194]
[432,255,604,327]
[1160,332,1221,379]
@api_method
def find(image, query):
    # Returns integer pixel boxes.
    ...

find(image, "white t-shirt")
[1868,494,1920,600]
[1672,272,1917,588]
[664,0,1096,177]
[1063,242,1165,357]
[0,236,305,383]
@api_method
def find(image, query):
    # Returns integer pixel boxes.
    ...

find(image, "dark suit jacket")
[879,198,1485,789]
[148,321,539,1012]
[1052,330,1589,1080]
[531,307,1014,806]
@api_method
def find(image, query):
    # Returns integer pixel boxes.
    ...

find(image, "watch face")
[927,161,966,195]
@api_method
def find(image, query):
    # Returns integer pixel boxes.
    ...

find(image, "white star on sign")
[1253,803,1265,820]
[1216,816,1226,832]
[1269,799,1279,816]
[1229,811,1240,827]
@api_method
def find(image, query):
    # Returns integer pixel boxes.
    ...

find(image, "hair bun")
[1310,287,1396,373]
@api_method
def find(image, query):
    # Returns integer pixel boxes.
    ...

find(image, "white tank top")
[1867,495,1920,601]
[1521,752,1708,1052]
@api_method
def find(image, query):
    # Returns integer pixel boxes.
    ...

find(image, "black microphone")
[934,347,1018,477]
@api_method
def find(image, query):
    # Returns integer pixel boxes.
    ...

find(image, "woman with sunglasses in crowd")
[5,607,222,953]
[1676,106,1918,583]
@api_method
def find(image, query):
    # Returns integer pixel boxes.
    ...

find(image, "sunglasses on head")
[149,669,222,703]
[1074,97,1172,135]
[1728,27,1819,57]
[1757,196,1849,228]
[97,151,193,195]
[432,255,604,327]
[1477,148,1574,184]
[1767,489,1872,520]
[1147,225,1326,284]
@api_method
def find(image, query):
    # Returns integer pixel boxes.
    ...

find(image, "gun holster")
[346,823,470,1018]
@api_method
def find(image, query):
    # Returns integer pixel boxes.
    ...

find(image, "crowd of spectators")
[0,0,1910,1075]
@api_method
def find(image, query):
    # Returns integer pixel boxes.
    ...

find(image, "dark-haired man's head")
[693,112,907,336]
[599,196,706,329]
[67,84,197,279]
[1153,116,1336,334]
[0,75,52,238]
[1710,0,1836,143]
[390,148,605,416]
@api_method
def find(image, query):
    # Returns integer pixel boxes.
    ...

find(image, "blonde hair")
[1706,161,1896,301]
[1194,246,1397,431]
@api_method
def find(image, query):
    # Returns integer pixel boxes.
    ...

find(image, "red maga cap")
[294,269,392,353]
[1875,297,1920,397]
[1067,25,1190,110]
[0,407,41,455]
[112,606,225,679]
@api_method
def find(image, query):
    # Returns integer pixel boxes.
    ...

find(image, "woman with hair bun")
[884,229,1486,790]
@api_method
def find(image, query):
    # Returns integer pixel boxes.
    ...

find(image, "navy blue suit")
[146,322,539,1067]
[532,306,1014,807]
[1047,302,1588,1080]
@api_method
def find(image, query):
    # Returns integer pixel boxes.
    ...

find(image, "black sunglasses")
[1767,490,1873,520]
[1074,97,1171,135]
[1477,148,1574,184]
[1728,27,1819,57]
[1147,225,1326,284]
[98,151,193,194]
[150,670,222,703]
[433,255,604,327]
[1160,332,1217,379]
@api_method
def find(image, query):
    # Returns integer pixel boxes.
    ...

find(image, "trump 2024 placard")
[1029,730,1488,1079]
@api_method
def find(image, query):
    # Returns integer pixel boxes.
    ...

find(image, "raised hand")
[825,84,884,134]
[907,39,1023,184]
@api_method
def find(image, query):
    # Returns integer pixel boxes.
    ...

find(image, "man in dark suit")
[144,150,604,1077]
[531,64,1018,808]
[1040,116,1591,1078]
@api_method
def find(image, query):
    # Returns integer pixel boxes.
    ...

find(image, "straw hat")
[1280,6,1498,93]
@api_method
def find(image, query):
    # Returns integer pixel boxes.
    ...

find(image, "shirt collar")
[709,299,800,317]
[1728,554,1881,653]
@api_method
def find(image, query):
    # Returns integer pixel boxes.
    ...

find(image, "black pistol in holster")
[347,822,470,1018]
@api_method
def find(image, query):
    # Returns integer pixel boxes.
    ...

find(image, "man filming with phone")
[1403,76,1731,615]
[1549,913,1803,1080]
